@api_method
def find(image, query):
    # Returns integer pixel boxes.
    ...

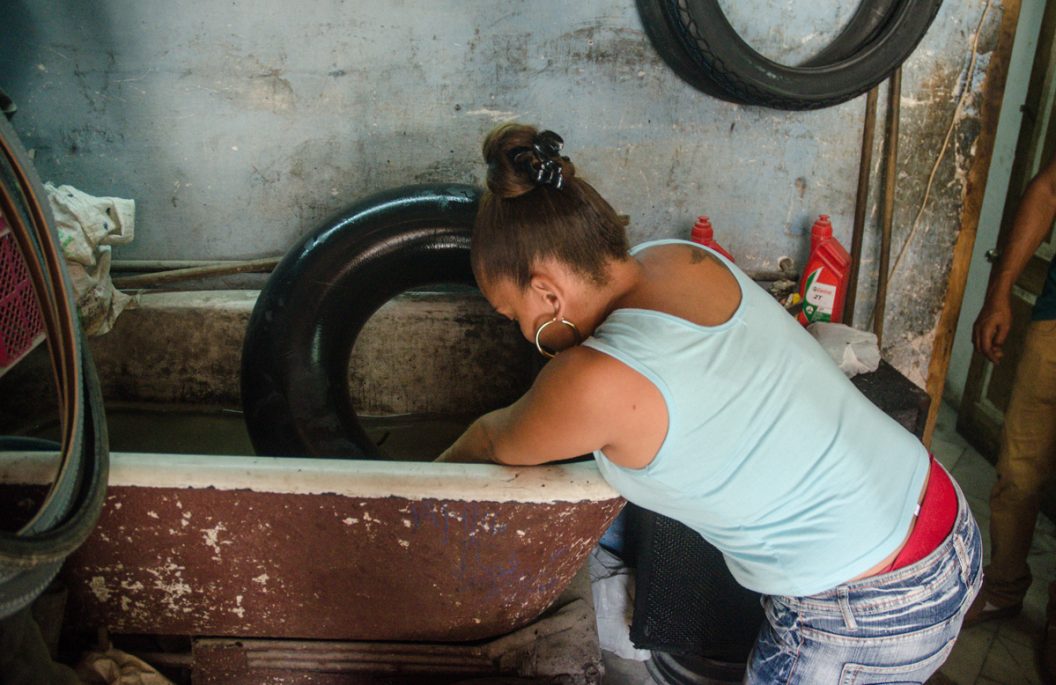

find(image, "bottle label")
[802,267,836,323]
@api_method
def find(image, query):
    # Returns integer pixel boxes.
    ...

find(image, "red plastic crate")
[0,210,46,375]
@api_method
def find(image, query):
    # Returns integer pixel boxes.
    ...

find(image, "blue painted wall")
[0,0,1012,388]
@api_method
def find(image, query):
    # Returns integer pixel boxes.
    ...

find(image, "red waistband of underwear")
[888,455,957,572]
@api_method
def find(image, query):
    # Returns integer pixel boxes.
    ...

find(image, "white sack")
[44,182,134,336]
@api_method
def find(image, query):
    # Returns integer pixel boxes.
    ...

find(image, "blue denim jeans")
[745,478,983,684]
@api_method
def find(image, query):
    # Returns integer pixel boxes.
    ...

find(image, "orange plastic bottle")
[690,215,735,262]
[796,215,851,325]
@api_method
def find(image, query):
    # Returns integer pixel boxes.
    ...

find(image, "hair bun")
[483,124,575,199]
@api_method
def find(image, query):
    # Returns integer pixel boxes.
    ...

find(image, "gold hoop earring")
[534,318,582,358]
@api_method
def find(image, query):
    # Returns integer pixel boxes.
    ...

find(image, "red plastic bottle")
[796,215,851,325]
[690,216,735,262]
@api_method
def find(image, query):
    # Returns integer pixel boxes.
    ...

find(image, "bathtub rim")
[0,450,622,504]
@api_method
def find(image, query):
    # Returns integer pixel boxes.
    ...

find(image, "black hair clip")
[507,130,569,190]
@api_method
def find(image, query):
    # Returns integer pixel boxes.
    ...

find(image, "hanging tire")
[241,183,481,459]
[637,0,943,110]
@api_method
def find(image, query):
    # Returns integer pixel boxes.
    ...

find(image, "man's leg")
[968,320,1056,623]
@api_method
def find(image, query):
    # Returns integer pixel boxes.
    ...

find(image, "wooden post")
[923,0,1023,447]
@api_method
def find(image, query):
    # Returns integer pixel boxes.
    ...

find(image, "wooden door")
[958,1,1056,461]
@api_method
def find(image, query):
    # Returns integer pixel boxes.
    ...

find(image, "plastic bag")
[588,546,651,661]
[808,322,880,377]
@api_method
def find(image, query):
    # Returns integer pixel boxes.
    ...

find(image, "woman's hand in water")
[435,441,494,463]
[435,412,501,463]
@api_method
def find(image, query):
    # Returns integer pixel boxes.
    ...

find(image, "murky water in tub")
[29,407,474,460]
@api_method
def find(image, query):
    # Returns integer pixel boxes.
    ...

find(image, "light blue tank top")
[584,240,929,597]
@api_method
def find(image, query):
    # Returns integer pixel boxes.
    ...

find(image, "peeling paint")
[202,522,228,558]
[89,576,110,602]
[49,480,622,642]
[464,107,518,121]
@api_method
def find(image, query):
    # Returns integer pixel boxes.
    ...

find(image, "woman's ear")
[529,273,562,314]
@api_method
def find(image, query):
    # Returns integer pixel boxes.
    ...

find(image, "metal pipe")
[874,67,902,346]
[112,257,280,289]
[112,258,277,272]
[844,85,879,325]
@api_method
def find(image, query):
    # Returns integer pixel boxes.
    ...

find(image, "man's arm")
[972,154,1056,363]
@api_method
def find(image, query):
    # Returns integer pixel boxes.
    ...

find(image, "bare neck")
[575,257,645,335]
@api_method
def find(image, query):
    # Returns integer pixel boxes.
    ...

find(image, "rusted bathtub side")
[2,452,623,642]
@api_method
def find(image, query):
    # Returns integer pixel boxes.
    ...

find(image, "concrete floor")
[600,401,1056,684]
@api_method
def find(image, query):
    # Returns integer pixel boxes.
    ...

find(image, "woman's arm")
[436,346,666,467]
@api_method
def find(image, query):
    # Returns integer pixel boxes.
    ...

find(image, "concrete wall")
[0,0,1013,389]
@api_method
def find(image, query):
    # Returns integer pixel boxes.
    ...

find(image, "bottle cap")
[691,216,714,243]
[811,215,833,239]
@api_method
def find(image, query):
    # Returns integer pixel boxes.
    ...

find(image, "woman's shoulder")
[541,345,667,469]
[546,344,639,385]
[539,345,661,414]
[631,239,695,259]
[622,242,744,327]
[633,241,736,279]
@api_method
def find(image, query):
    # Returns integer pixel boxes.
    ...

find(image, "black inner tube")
[241,184,482,459]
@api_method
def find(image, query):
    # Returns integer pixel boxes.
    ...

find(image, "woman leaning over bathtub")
[437,123,981,684]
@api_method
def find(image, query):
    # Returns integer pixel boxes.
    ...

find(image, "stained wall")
[0,0,1014,390]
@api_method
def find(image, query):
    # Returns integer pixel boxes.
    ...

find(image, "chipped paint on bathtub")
[201,522,229,559]
[144,560,194,615]
[17,451,624,642]
[89,576,110,602]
